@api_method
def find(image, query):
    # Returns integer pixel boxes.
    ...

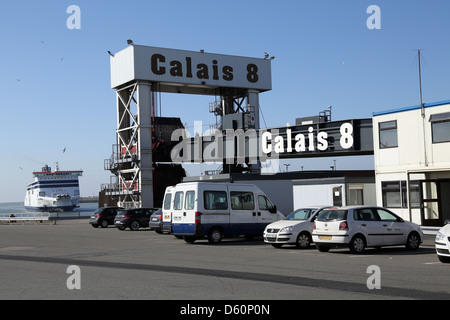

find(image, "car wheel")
[406,232,420,250]
[350,235,366,254]
[130,220,140,231]
[316,245,330,252]
[117,226,125,231]
[208,228,223,244]
[296,232,312,249]
[100,220,109,228]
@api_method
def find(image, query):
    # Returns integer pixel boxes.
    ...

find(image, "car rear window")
[316,209,348,221]
[117,210,133,216]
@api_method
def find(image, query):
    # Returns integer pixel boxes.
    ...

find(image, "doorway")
[420,180,442,226]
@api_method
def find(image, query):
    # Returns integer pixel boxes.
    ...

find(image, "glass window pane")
[174,192,184,210]
[409,181,421,208]
[258,195,274,211]
[231,191,254,210]
[432,121,450,143]
[185,191,195,210]
[379,129,398,148]
[376,209,398,221]
[424,202,439,220]
[382,181,401,208]
[379,121,398,148]
[204,191,228,210]
[163,193,172,210]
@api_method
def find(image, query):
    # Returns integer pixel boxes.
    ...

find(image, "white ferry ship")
[24,164,83,212]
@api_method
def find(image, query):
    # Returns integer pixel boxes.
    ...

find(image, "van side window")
[174,191,184,210]
[163,193,172,210]
[231,191,255,210]
[258,195,274,211]
[185,191,195,210]
[204,191,228,210]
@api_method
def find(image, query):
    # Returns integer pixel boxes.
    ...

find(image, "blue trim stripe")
[373,99,450,117]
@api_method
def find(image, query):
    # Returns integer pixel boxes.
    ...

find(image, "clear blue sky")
[1,0,450,202]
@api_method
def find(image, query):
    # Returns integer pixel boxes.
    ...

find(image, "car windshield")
[285,208,316,221]
[316,209,348,221]
[93,208,102,215]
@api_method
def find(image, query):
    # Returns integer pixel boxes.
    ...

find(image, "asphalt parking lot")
[0,218,448,301]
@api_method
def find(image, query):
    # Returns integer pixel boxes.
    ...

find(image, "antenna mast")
[418,49,428,166]
[418,50,424,116]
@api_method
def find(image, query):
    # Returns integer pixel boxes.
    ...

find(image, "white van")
[164,182,281,244]
[161,185,175,233]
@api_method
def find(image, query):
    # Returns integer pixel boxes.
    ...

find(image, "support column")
[137,82,154,208]
[247,89,260,130]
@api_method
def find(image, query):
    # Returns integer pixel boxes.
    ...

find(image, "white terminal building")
[373,100,450,229]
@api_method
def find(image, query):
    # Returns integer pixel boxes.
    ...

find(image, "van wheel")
[208,228,223,244]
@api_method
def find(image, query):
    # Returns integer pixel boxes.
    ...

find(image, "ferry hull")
[25,205,78,213]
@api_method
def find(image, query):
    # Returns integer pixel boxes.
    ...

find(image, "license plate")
[151,218,158,221]
[319,235,332,240]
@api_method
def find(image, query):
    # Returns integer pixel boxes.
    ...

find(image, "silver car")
[312,206,423,254]
[264,206,331,248]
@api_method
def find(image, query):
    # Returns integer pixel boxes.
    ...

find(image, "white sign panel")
[110,45,272,91]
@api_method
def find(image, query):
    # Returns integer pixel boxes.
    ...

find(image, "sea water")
[0,202,99,218]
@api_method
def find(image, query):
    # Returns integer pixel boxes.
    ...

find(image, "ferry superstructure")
[24,164,83,212]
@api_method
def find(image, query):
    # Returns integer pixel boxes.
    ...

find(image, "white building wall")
[373,101,450,226]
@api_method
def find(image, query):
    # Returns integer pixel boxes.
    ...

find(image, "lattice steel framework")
[107,81,154,209]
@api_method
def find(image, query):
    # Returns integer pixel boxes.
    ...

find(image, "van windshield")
[285,208,316,221]
[316,209,348,221]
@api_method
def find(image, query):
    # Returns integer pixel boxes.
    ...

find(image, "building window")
[430,112,450,143]
[409,180,421,208]
[379,120,398,148]
[348,185,364,205]
[382,181,407,208]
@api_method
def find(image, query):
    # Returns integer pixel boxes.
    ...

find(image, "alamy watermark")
[66,5,81,30]
[66,265,81,290]
[366,265,381,290]
[367,5,381,30]
[169,121,354,173]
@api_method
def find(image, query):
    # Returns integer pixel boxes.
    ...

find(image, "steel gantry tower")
[104,81,155,208]
[103,44,272,209]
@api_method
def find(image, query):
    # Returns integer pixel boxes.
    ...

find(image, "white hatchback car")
[264,207,331,248]
[435,222,450,263]
[312,206,423,254]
